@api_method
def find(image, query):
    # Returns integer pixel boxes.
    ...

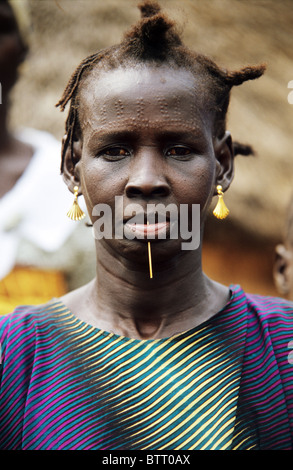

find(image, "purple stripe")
[49,420,108,450]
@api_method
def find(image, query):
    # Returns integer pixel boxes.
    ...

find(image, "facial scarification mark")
[189,90,197,118]
[136,98,145,119]
[168,94,188,128]
[57,1,265,172]
[174,95,181,120]
[115,100,124,118]
[157,96,169,117]
[100,104,107,126]
[137,118,150,129]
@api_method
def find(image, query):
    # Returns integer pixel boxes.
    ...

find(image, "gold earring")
[213,185,229,219]
[67,186,86,221]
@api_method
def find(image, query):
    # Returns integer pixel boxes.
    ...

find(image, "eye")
[166,146,192,159]
[99,146,131,161]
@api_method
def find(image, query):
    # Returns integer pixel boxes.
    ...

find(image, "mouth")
[123,211,172,241]
[124,221,170,239]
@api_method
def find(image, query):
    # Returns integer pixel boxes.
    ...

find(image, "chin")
[103,237,195,265]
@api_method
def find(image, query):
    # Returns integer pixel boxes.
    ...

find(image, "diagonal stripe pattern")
[0,285,292,450]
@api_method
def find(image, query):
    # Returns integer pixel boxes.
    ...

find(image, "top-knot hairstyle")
[57,0,265,172]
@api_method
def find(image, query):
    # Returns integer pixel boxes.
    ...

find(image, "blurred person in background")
[0,0,95,315]
[274,193,293,301]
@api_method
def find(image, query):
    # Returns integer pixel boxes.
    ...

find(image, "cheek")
[172,158,215,206]
[79,157,127,210]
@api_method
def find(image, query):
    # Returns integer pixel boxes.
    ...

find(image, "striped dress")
[0,285,292,450]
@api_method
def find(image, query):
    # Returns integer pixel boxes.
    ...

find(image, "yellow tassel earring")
[213,185,229,219]
[67,186,86,221]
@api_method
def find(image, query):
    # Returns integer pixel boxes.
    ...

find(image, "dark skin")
[0,2,33,199]
[274,242,293,301]
[61,65,234,340]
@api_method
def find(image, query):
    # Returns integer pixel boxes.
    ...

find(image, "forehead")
[78,65,213,133]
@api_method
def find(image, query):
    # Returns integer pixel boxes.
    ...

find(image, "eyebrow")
[87,127,206,143]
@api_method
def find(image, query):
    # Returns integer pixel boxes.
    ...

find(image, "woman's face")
[68,65,233,263]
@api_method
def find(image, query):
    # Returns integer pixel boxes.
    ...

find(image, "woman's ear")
[213,131,234,194]
[62,135,83,194]
[273,244,292,296]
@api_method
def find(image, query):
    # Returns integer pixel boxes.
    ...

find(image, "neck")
[81,240,228,339]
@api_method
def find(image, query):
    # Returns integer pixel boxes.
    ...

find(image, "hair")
[56,0,265,172]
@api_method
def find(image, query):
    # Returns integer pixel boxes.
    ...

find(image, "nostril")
[152,187,168,196]
[126,186,143,198]
[125,182,170,198]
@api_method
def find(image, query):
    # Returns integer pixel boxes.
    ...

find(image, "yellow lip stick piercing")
[147,221,153,279]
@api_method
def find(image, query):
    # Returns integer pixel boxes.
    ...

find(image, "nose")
[125,150,170,199]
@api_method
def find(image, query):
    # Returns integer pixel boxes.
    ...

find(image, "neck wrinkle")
[93,240,207,322]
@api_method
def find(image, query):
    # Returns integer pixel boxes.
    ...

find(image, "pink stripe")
[25,399,106,449]
[24,388,90,430]
[49,420,108,450]
[0,356,36,415]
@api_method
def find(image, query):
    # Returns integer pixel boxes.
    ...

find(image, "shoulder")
[0,301,67,355]
[244,289,293,327]
[228,285,293,354]
[15,127,62,178]
[1,301,56,329]
[245,290,293,354]
[230,285,293,367]
[230,284,293,322]
[16,127,61,154]
[0,300,75,383]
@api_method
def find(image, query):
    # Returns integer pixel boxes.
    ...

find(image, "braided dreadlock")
[56,0,265,172]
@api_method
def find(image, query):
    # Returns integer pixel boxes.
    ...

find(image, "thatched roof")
[9,0,293,243]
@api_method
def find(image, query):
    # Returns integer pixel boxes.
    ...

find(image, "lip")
[124,221,170,240]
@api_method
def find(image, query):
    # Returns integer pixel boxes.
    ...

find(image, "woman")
[0,1,292,450]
